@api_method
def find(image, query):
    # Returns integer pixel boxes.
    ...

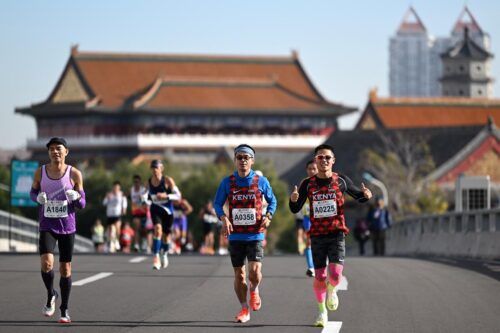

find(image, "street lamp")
[362,172,389,205]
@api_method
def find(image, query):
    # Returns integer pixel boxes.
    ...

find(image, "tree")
[359,131,448,218]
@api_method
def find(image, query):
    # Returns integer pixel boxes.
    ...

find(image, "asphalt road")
[0,254,498,333]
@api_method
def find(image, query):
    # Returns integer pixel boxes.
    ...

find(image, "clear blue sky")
[1,0,499,149]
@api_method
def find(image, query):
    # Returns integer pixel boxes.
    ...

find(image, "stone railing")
[0,210,93,252]
[387,208,500,259]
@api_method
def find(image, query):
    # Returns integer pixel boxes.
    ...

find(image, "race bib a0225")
[313,200,337,218]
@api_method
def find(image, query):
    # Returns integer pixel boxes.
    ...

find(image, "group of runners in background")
[96,170,222,257]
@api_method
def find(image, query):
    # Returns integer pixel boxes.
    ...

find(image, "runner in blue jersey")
[214,144,277,323]
[30,137,86,324]
[147,160,181,269]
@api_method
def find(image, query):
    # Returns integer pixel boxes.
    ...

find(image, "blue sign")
[11,160,39,207]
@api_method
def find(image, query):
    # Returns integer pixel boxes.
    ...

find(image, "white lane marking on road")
[129,256,147,263]
[73,272,113,286]
[322,321,342,333]
[337,276,348,290]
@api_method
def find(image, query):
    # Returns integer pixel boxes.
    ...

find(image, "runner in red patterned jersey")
[289,144,372,327]
[214,144,277,323]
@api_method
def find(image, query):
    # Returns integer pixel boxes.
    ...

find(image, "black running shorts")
[39,231,75,262]
[106,216,121,225]
[310,232,345,268]
[229,240,264,268]
[295,218,305,230]
[150,205,173,234]
[202,222,215,236]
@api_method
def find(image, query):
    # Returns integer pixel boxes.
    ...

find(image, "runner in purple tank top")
[30,137,86,324]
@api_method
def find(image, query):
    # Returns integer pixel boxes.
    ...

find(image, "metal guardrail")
[387,208,500,259]
[0,209,94,252]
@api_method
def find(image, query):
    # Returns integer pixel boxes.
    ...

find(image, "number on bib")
[232,208,257,225]
[313,200,337,218]
[44,200,69,218]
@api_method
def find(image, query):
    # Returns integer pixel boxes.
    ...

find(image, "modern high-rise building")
[389,7,432,97]
[389,6,491,97]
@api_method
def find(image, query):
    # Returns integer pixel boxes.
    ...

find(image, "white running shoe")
[313,309,328,327]
[152,254,161,270]
[306,268,315,277]
[42,290,58,317]
[326,282,339,311]
[161,253,169,268]
[58,309,71,323]
[114,239,121,251]
[109,241,116,253]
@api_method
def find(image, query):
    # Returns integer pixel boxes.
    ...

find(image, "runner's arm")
[102,192,110,206]
[261,177,277,216]
[165,177,181,201]
[121,193,128,215]
[339,173,369,203]
[213,178,229,219]
[29,167,42,202]
[70,168,86,209]
[183,200,194,215]
[288,178,309,213]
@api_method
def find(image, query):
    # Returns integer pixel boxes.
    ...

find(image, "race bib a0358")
[232,208,257,225]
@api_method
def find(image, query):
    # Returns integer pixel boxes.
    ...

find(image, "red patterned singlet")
[228,174,264,234]
[307,173,348,236]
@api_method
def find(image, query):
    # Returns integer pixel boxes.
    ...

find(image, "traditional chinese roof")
[442,27,493,61]
[16,47,355,117]
[426,119,500,184]
[355,89,500,130]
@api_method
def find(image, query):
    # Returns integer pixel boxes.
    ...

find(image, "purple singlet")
[39,165,76,234]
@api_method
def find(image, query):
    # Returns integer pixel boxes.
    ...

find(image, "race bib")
[44,200,69,218]
[151,194,168,205]
[203,213,219,224]
[313,200,337,218]
[232,208,257,225]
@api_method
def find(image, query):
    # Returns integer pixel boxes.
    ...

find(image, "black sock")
[59,276,72,311]
[41,270,55,302]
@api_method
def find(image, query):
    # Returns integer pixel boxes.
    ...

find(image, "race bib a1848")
[44,200,69,218]
[313,200,337,218]
[232,208,257,225]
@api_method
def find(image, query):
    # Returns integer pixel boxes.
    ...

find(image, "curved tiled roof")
[71,49,349,113]
[442,27,493,60]
[129,76,337,114]
[356,91,500,129]
[18,48,355,117]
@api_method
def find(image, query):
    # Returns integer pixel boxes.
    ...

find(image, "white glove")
[37,192,48,205]
[65,189,81,202]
